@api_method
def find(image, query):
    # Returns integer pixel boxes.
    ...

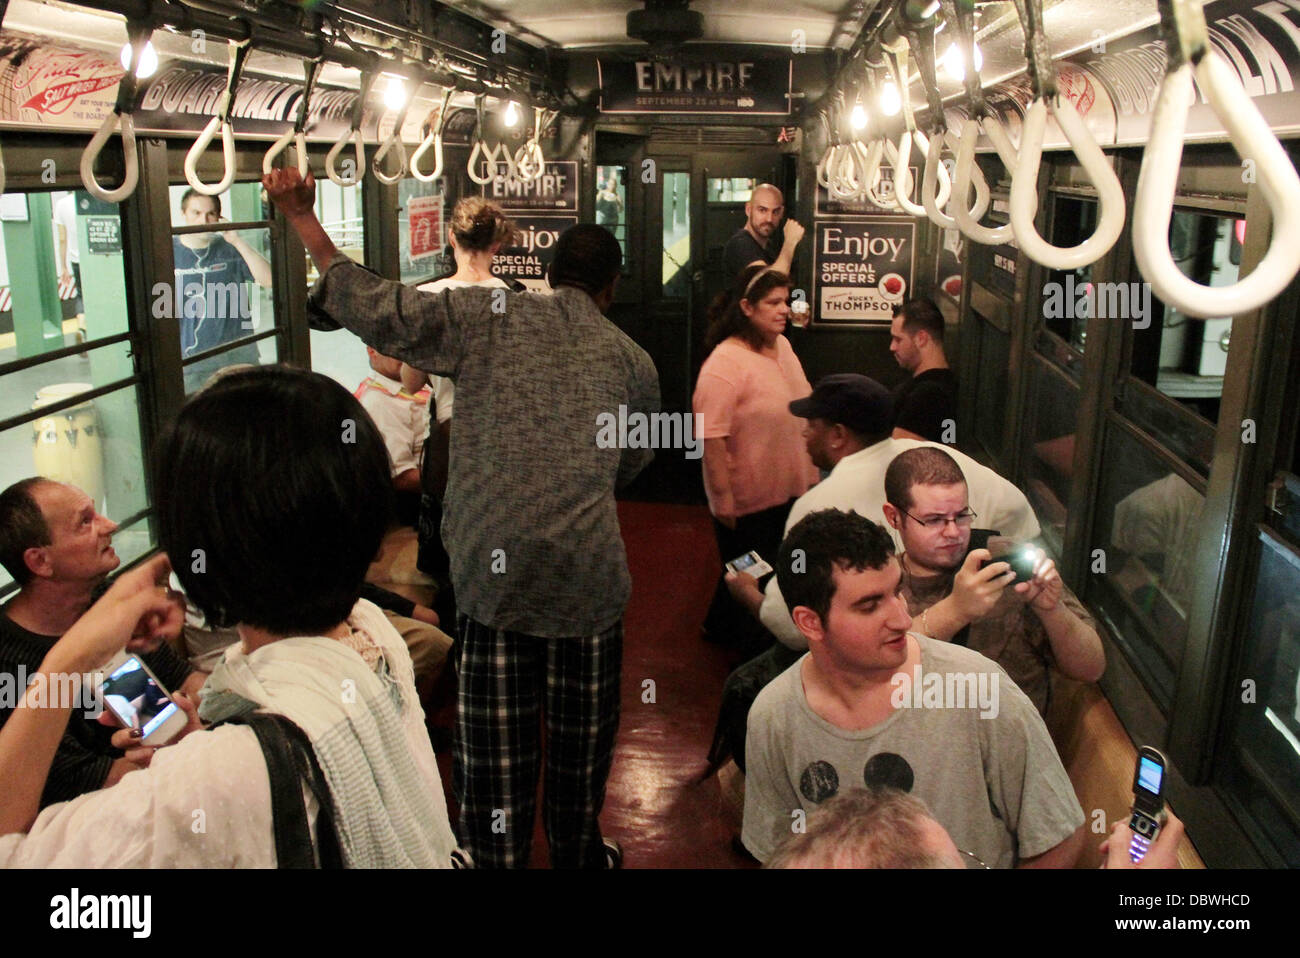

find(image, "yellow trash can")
[31,383,105,508]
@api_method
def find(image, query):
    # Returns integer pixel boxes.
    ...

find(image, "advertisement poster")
[813,219,915,325]
[934,227,965,304]
[491,214,578,293]
[480,160,578,212]
[408,195,444,261]
[815,162,917,216]
[598,57,791,115]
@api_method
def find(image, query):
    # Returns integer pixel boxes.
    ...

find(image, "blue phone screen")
[1138,756,1163,794]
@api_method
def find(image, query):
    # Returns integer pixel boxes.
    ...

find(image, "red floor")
[430,500,756,868]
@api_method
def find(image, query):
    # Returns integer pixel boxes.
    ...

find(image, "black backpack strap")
[221,713,342,869]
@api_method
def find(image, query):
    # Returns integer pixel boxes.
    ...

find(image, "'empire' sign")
[599,58,790,115]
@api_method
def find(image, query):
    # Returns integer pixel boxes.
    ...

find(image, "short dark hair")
[766,788,956,869]
[179,188,220,217]
[776,509,895,623]
[894,297,944,344]
[0,478,52,586]
[884,447,967,513]
[703,263,790,355]
[547,224,622,295]
[153,366,392,634]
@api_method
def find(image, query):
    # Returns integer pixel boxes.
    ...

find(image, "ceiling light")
[880,81,901,117]
[504,99,520,127]
[384,76,407,111]
[119,41,158,79]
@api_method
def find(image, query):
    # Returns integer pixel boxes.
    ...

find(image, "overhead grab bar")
[326,70,374,187]
[81,23,151,203]
[1133,0,1300,318]
[184,37,252,196]
[263,57,321,176]
[372,75,416,185]
[467,94,496,186]
[410,87,455,183]
[1006,0,1125,269]
[940,0,1017,245]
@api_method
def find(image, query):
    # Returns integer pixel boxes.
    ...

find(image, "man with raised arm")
[264,168,659,870]
[721,183,806,282]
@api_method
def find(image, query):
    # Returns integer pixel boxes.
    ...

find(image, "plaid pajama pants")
[453,614,623,869]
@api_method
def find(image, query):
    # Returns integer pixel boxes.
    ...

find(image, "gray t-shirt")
[742,636,1084,867]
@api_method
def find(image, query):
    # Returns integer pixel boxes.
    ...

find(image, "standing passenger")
[888,298,958,443]
[721,183,806,282]
[694,264,819,652]
[263,169,660,869]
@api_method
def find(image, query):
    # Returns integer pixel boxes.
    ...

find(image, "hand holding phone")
[725,550,774,579]
[98,654,189,747]
[1127,746,1168,864]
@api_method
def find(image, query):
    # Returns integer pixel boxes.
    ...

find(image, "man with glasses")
[882,446,1104,715]
[741,508,1085,868]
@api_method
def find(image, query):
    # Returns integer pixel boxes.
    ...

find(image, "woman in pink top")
[693,264,819,649]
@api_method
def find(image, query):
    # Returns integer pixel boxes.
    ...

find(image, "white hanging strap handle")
[953,119,1016,244]
[1007,0,1125,269]
[514,106,550,182]
[372,78,415,186]
[893,130,951,218]
[466,94,497,185]
[263,58,321,176]
[81,24,152,203]
[184,38,251,196]
[881,33,916,135]
[1134,0,1300,317]
[871,139,903,209]
[326,70,374,187]
[410,87,454,183]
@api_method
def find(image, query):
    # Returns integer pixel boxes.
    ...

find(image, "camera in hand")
[978,535,1042,585]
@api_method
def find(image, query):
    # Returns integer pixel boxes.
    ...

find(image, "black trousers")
[702,499,796,655]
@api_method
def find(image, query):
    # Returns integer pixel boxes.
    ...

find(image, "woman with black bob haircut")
[0,366,458,867]
[692,263,819,653]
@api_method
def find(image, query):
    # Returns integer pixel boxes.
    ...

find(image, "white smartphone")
[99,653,187,747]
[725,550,774,579]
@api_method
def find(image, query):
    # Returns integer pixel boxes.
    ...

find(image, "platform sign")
[481,160,577,212]
[490,214,578,293]
[408,195,444,261]
[813,219,915,326]
[598,58,791,115]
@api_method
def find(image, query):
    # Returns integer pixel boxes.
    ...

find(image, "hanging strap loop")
[466,94,496,185]
[184,37,252,196]
[1133,0,1300,317]
[326,71,374,187]
[263,58,322,176]
[372,75,415,186]
[410,87,455,183]
[81,22,152,203]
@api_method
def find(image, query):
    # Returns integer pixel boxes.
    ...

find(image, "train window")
[1217,529,1300,865]
[167,184,278,394]
[970,307,1011,468]
[0,190,153,595]
[1087,424,1207,706]
[1040,196,1094,356]
[662,172,691,298]
[1125,210,1241,420]
[707,177,756,203]
[596,165,628,262]
[1020,356,1079,558]
[399,177,447,285]
[318,178,365,278]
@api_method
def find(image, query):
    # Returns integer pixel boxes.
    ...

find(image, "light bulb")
[940,43,983,81]
[384,76,407,111]
[119,40,158,79]
[880,81,901,117]
[850,102,867,130]
[504,100,520,127]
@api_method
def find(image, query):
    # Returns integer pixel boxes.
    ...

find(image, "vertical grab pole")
[1133,0,1300,317]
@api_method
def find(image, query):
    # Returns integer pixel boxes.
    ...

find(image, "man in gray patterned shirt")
[265,169,659,869]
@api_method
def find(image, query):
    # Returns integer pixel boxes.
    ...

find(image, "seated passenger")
[888,298,957,443]
[766,787,967,869]
[882,447,1105,715]
[726,374,1039,650]
[0,367,458,867]
[741,508,1085,868]
[355,347,430,527]
[0,478,204,806]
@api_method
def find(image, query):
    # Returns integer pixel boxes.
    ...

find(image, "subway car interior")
[0,0,1298,880]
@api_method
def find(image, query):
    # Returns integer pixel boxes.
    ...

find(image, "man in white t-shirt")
[52,193,83,322]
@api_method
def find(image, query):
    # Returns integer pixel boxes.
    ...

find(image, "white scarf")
[200,600,456,868]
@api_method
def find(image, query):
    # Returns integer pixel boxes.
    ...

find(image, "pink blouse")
[693,335,819,517]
